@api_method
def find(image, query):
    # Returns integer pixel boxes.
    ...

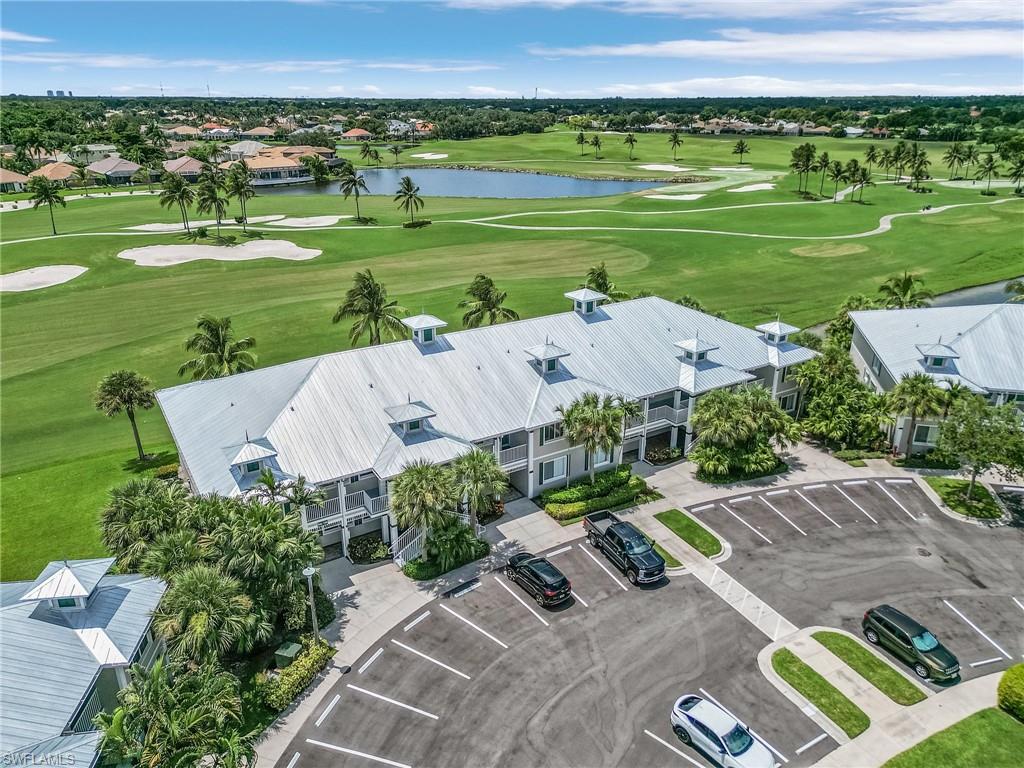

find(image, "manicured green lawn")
[925,477,1004,519]
[883,708,1024,768]
[653,543,681,568]
[813,631,926,706]
[772,648,870,739]
[653,509,722,558]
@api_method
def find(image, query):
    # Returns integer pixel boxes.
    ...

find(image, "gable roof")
[0,168,30,183]
[162,156,204,175]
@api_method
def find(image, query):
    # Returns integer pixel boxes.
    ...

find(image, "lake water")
[930,276,1023,307]
[256,167,658,199]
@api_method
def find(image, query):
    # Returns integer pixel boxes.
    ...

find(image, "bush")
[833,449,887,462]
[539,465,630,505]
[998,664,1024,722]
[402,219,432,228]
[152,463,180,479]
[261,634,336,712]
[545,475,650,521]
[695,458,787,484]
[647,446,682,465]
[477,498,504,526]
[234,215,245,224]
[195,226,209,239]
[892,452,959,470]
[348,532,390,564]
[283,584,336,633]
[980,190,998,196]
[402,537,489,581]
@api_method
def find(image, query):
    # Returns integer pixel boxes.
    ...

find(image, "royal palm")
[26,176,66,235]
[890,373,944,457]
[339,166,369,220]
[332,269,407,345]
[178,315,257,380]
[394,175,424,223]
[225,161,254,231]
[623,132,637,160]
[159,171,196,233]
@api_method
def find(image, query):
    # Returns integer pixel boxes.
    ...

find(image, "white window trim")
[540,456,568,483]
[912,424,937,444]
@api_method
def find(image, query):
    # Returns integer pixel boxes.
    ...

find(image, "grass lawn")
[883,708,1024,768]
[653,543,681,568]
[653,509,722,558]
[813,631,926,706]
[924,477,1004,519]
[772,648,870,739]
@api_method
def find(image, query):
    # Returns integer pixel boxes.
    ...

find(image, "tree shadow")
[121,450,178,475]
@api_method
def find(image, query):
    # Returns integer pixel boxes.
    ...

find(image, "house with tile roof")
[29,161,79,186]
[86,156,142,185]
[162,156,205,181]
[0,168,30,193]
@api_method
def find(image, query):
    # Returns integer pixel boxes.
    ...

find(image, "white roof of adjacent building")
[851,304,1024,393]
[675,336,719,354]
[157,297,815,494]
[564,288,607,303]
[402,314,448,331]
[228,140,269,156]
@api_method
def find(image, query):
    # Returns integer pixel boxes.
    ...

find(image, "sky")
[1,0,1022,99]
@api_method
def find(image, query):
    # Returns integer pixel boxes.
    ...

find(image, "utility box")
[275,641,302,669]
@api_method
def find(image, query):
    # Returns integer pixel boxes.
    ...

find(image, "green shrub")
[892,452,959,470]
[153,463,180,479]
[402,538,489,580]
[647,446,682,465]
[261,634,337,712]
[998,664,1024,722]
[539,465,630,505]
[477,498,504,526]
[833,449,887,461]
[403,219,432,228]
[348,532,390,564]
[283,585,336,633]
[195,226,208,238]
[545,475,649,521]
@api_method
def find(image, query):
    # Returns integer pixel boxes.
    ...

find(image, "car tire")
[673,725,691,745]
[535,592,545,606]
[865,628,880,645]
[588,532,600,548]
[627,570,638,585]
[914,663,930,679]
[504,567,514,580]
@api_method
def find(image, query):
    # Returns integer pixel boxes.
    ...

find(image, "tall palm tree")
[1008,155,1024,193]
[590,134,602,159]
[370,148,383,167]
[339,166,369,220]
[196,177,229,237]
[623,132,637,160]
[668,130,683,161]
[332,268,408,345]
[26,176,66,235]
[581,261,629,301]
[941,380,973,418]
[813,151,831,195]
[890,140,908,181]
[389,144,403,166]
[158,171,196,233]
[575,130,586,156]
[962,143,980,181]
[975,152,1000,193]
[843,158,861,202]
[458,273,520,327]
[878,271,933,308]
[556,393,638,484]
[131,166,154,191]
[394,175,423,223]
[300,154,330,184]
[140,530,207,580]
[224,161,254,232]
[827,160,846,202]
[94,370,157,460]
[452,449,508,530]
[890,373,944,457]
[178,315,257,380]
[878,148,893,180]
[909,144,931,190]
[391,459,458,533]
[863,145,879,175]
[72,163,92,188]
[732,139,750,164]
[359,141,374,166]
[1005,279,1024,303]
[942,142,964,180]
[856,167,874,202]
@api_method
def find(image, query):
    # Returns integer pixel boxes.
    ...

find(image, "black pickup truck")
[583,510,666,584]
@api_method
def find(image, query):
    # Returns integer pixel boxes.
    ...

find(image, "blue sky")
[2,1,1022,98]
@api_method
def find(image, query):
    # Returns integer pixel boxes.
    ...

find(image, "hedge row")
[539,465,631,506]
[261,635,337,712]
[546,475,648,521]
[998,663,1024,722]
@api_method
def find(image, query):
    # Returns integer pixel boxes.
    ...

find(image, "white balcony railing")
[305,496,342,524]
[646,404,688,425]
[499,444,528,467]
[71,689,103,733]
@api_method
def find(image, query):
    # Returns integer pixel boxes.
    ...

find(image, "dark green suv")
[862,605,960,681]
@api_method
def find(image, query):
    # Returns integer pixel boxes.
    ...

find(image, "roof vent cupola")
[564,288,607,316]
[525,337,571,374]
[384,397,436,435]
[915,340,959,370]
[756,319,799,345]
[402,314,447,345]
[675,334,719,364]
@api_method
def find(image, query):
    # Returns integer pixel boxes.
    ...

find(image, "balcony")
[71,688,103,733]
[303,491,390,534]
[646,404,688,426]
[498,444,528,470]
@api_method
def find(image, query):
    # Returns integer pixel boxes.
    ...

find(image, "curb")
[804,626,932,700]
[915,476,1012,528]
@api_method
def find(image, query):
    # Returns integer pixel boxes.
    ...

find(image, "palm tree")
[1005,279,1024,303]
[890,373,944,457]
[100,477,190,572]
[962,143,980,181]
[332,268,408,345]
[26,176,66,235]
[394,175,423,223]
[813,151,831,195]
[856,167,874,202]
[581,261,629,301]
[827,160,846,202]
[844,158,861,202]
[556,393,638,484]
[389,144,403,166]
[590,134,602,159]
[140,530,206,580]
[178,315,257,380]
[668,130,683,161]
[94,370,157,460]
[72,164,92,188]
[196,178,230,237]
[878,271,933,308]
[575,130,587,156]
[863,145,879,175]
[339,165,369,220]
[458,273,520,327]
[1008,155,1024,193]
[909,144,931,190]
[370,148,383,167]
[224,161,254,232]
[732,139,750,164]
[623,132,637,160]
[941,380,973,418]
[879,148,893,180]
[300,154,330,184]
[942,142,964,180]
[975,152,1000,193]
[159,171,196,233]
[359,141,374,166]
[891,141,908,181]
[391,459,458,533]
[131,166,154,191]
[452,449,508,530]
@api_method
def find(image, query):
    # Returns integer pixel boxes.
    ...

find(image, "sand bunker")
[410,152,449,160]
[790,243,869,259]
[635,164,694,173]
[711,166,754,172]
[728,183,775,193]
[643,194,706,201]
[125,215,285,232]
[263,215,351,227]
[0,265,88,292]
[118,239,321,267]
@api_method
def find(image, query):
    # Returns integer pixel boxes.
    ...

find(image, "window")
[871,353,883,376]
[540,422,564,445]
[545,358,558,373]
[779,366,788,383]
[585,300,594,313]
[696,351,707,361]
[913,424,936,444]
[684,350,694,361]
[56,597,77,609]
[575,301,583,311]
[766,332,777,343]
[594,447,613,467]
[422,328,434,343]
[500,434,512,450]
[407,419,421,432]
[244,461,261,474]
[929,356,944,367]
[779,393,797,412]
[540,456,567,483]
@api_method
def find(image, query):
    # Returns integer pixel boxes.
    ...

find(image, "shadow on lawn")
[121,450,178,475]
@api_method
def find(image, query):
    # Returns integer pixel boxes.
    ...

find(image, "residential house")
[28,161,79,186]
[218,154,311,185]
[157,293,814,560]
[342,128,372,141]
[164,125,201,139]
[86,156,142,185]
[0,558,165,768]
[204,127,237,141]
[257,145,336,162]
[386,119,416,138]
[849,305,1024,453]
[413,121,435,138]
[65,144,119,164]
[869,126,891,139]
[0,169,30,193]
[164,140,200,159]
[226,140,270,160]
[844,127,866,138]
[162,156,205,182]
[239,126,277,139]
[803,124,832,136]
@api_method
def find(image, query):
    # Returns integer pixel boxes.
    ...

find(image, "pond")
[256,167,659,199]
[930,276,1023,307]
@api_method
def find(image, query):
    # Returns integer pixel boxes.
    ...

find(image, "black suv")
[862,605,960,681]
[505,553,572,606]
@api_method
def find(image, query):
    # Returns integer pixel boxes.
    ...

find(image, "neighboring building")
[65,144,118,164]
[850,305,1024,453]
[28,161,79,186]
[218,154,311,185]
[239,126,277,139]
[0,169,30,193]
[162,156,205,182]
[226,140,270,160]
[86,156,142,185]
[870,126,891,139]
[844,127,866,138]
[341,128,372,140]
[164,139,200,159]
[0,558,165,768]
[164,125,201,139]
[157,294,814,557]
[385,119,415,138]
[413,120,435,137]
[256,145,336,162]
[204,127,237,140]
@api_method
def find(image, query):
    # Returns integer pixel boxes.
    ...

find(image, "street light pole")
[302,565,320,645]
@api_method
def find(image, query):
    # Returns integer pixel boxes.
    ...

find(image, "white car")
[670,694,774,768]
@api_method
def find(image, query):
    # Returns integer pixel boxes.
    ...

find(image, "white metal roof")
[157,297,815,493]
[675,336,719,354]
[564,288,607,303]
[524,341,571,361]
[383,400,436,423]
[914,342,960,359]
[851,304,1024,393]
[20,558,115,602]
[402,314,448,331]
[756,320,800,336]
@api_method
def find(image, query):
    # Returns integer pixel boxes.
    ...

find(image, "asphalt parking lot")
[689,477,1024,686]
[281,538,836,768]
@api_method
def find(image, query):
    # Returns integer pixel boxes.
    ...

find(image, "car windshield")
[623,536,652,556]
[912,631,939,651]
[723,725,754,756]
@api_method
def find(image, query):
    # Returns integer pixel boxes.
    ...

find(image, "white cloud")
[0,29,54,43]
[359,85,383,94]
[530,27,1023,63]
[288,85,312,91]
[858,1,1023,23]
[466,85,518,96]
[109,83,176,94]
[359,62,499,72]
[599,75,1023,97]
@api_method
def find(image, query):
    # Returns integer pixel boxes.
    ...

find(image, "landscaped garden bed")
[812,631,925,706]
[772,648,869,739]
[924,477,1003,519]
[882,708,1024,768]
[539,465,660,523]
[348,531,391,564]
[696,459,788,484]
[653,509,722,558]
[402,535,490,581]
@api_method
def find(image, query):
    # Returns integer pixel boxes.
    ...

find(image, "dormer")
[525,339,571,374]
[756,319,799,345]
[402,314,447,345]
[231,438,277,476]
[564,288,607,316]
[915,341,959,370]
[19,557,115,611]
[384,398,436,435]
[675,335,719,364]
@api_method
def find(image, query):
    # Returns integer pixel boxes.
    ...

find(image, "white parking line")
[886,478,914,484]
[691,503,714,513]
[577,543,629,591]
[732,495,752,503]
[315,694,340,727]
[795,734,829,755]
[795,490,842,529]
[438,603,508,649]
[833,485,878,524]
[875,481,917,521]
[766,489,790,497]
[803,483,826,490]
[305,739,412,768]
[450,581,480,598]
[285,752,301,768]
[943,600,1012,660]
[1012,597,1024,614]
[390,639,472,679]
[346,684,439,720]
[571,589,589,608]
[494,575,551,626]
[720,503,773,545]
[404,611,430,632]
[759,496,807,536]
[970,657,1004,668]
[643,730,704,768]
[698,688,788,764]
[546,545,572,557]
[358,647,384,674]
[843,479,868,486]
